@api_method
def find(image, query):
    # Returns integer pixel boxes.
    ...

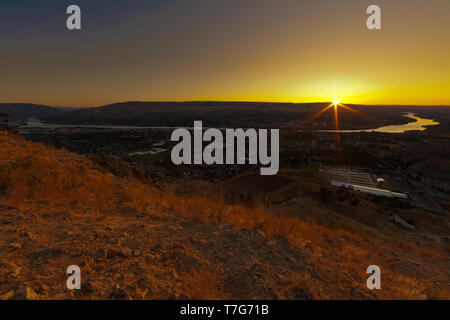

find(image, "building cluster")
[325,166,408,199]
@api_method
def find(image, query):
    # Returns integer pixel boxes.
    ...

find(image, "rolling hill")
[0,129,449,299]
[0,103,63,123]
[4,101,449,130]
[52,101,323,128]
[44,101,450,130]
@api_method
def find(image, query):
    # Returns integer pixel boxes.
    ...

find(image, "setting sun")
[332,98,341,107]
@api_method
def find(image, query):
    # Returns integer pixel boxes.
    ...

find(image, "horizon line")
[1,100,450,109]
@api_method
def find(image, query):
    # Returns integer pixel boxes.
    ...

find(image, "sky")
[0,0,449,107]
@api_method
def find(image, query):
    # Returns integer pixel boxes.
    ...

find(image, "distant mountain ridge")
[0,103,63,123]
[45,101,447,129]
[45,101,328,128]
[2,101,449,129]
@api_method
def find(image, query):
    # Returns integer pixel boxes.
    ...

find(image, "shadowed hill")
[0,130,448,299]
[4,101,449,130]
[54,101,324,128]
[0,103,63,123]
[46,101,450,130]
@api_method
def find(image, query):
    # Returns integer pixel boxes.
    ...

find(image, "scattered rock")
[109,285,128,300]
[122,238,139,250]
[145,253,159,265]
[26,287,41,300]
[0,290,14,300]
[120,248,132,257]
[26,248,61,261]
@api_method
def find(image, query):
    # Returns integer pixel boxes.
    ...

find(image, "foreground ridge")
[0,130,448,300]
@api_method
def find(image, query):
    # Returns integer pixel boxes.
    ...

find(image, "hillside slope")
[44,101,450,130]
[0,130,448,299]
[56,101,320,128]
[0,103,63,123]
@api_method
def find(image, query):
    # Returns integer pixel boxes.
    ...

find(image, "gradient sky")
[1,0,449,107]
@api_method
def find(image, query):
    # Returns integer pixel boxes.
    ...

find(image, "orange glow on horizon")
[1,1,449,107]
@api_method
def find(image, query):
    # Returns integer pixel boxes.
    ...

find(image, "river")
[20,113,439,134]
[314,113,439,134]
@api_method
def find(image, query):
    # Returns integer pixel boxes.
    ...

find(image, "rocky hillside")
[0,130,448,299]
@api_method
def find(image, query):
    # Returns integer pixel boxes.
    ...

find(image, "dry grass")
[0,130,448,299]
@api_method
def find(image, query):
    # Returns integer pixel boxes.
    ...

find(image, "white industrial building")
[331,181,408,199]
